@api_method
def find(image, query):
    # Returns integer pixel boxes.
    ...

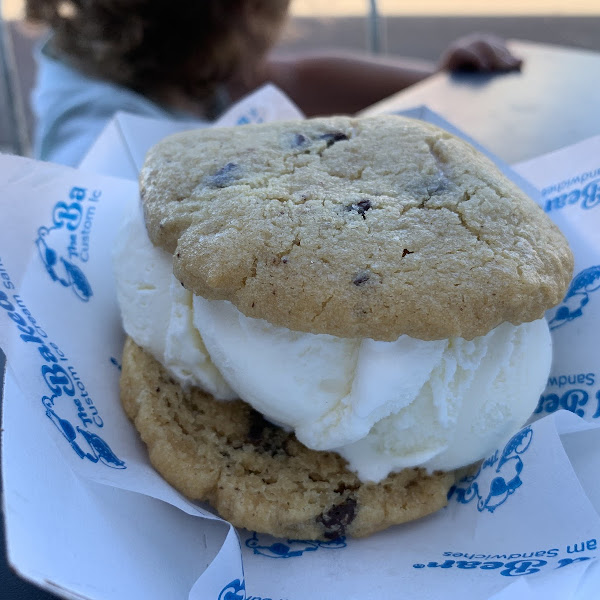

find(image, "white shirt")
[31,39,210,167]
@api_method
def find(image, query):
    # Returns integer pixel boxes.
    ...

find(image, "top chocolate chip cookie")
[140,115,573,341]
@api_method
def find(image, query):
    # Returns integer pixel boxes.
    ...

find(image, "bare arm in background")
[262,52,436,116]
[231,34,522,116]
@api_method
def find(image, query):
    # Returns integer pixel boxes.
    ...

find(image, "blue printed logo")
[44,402,125,469]
[535,387,600,420]
[216,578,278,600]
[0,274,125,470]
[543,175,600,212]
[413,541,597,577]
[236,107,264,126]
[449,427,532,513]
[245,531,346,558]
[548,265,600,330]
[36,227,92,301]
[414,557,549,577]
[218,579,245,600]
[35,186,100,301]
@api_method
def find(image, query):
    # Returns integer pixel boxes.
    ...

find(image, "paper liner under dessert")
[1,86,599,600]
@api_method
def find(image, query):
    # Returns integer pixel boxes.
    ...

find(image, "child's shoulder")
[32,38,200,166]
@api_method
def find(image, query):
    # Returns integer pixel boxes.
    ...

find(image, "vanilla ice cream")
[113,204,236,400]
[114,202,553,483]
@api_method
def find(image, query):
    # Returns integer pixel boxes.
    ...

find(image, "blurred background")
[1,0,600,157]
[1,0,600,598]
[284,1,600,54]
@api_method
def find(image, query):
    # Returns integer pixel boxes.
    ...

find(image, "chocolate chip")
[353,271,370,286]
[246,408,289,457]
[402,249,413,257]
[425,173,452,196]
[334,481,360,495]
[291,133,310,148]
[272,254,290,266]
[320,132,349,148]
[206,162,240,188]
[346,199,371,218]
[247,409,271,442]
[317,498,357,539]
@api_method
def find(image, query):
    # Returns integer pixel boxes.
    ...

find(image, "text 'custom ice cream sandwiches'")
[114,115,573,540]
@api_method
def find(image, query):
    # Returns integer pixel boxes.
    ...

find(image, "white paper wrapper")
[514,138,600,426]
[1,85,600,599]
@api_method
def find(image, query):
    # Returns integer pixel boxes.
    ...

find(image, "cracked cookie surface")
[120,336,457,539]
[140,115,573,341]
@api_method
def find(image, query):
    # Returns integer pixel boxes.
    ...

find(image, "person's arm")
[228,33,522,117]
[260,52,436,117]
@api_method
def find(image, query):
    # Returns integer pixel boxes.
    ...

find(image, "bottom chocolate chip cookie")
[120,336,459,540]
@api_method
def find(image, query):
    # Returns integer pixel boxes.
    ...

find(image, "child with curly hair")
[26,0,521,166]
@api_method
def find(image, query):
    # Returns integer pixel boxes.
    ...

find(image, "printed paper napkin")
[1,86,599,600]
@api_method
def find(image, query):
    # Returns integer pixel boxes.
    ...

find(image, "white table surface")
[361,40,600,165]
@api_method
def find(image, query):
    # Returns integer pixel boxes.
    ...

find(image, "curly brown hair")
[26,0,290,105]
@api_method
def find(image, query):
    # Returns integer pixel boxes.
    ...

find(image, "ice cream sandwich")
[115,115,573,539]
